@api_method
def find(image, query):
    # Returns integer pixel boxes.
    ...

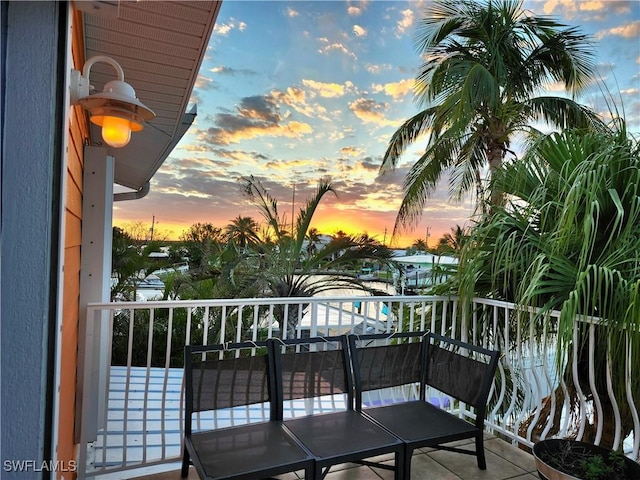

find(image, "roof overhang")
[74,0,221,191]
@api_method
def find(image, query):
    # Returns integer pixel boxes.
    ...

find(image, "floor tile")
[484,438,537,473]
[324,465,386,479]
[428,448,529,480]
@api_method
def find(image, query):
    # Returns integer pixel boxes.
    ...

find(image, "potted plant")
[533,439,640,480]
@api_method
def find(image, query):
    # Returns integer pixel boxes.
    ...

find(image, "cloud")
[347,1,369,16]
[395,9,414,36]
[213,18,247,36]
[196,94,313,145]
[265,158,322,171]
[353,25,367,37]
[269,87,323,118]
[371,79,414,100]
[202,121,312,146]
[317,37,358,60]
[194,73,216,91]
[286,7,299,18]
[620,88,640,97]
[542,79,569,92]
[302,79,349,98]
[210,66,257,76]
[348,98,396,126]
[237,96,282,123]
[366,63,393,75]
[340,146,364,157]
[542,0,632,19]
[595,20,640,40]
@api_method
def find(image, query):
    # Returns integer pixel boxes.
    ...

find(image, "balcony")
[77,295,640,479]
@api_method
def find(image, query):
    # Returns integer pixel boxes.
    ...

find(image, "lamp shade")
[71,56,155,148]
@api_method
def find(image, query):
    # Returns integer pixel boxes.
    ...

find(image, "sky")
[113,0,640,248]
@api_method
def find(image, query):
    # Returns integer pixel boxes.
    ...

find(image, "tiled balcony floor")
[130,435,539,480]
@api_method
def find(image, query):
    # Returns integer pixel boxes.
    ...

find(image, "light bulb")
[101,116,131,148]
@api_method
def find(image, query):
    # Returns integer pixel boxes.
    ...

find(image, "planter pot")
[532,439,640,480]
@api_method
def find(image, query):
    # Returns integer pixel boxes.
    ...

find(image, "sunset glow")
[113,1,640,249]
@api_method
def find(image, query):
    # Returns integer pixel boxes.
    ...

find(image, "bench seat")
[186,421,313,480]
[363,400,479,443]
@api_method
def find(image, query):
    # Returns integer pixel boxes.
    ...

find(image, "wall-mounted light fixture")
[70,55,155,148]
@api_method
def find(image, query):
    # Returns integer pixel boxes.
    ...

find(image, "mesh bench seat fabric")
[270,336,405,480]
[349,332,500,479]
[187,422,312,479]
[182,342,314,480]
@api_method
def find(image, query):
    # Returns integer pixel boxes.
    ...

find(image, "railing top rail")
[86,294,456,310]
[86,294,617,327]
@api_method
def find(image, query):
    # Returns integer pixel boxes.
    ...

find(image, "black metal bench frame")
[349,331,500,479]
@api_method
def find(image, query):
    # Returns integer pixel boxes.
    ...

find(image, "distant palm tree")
[437,225,468,256]
[381,0,602,233]
[180,222,225,277]
[225,215,261,252]
[305,227,321,258]
[411,238,428,253]
[238,176,394,338]
[111,227,170,301]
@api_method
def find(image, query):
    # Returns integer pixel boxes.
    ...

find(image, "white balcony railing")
[78,295,639,478]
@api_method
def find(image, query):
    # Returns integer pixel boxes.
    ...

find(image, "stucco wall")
[1,1,65,478]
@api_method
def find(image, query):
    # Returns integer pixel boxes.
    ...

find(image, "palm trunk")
[487,141,504,209]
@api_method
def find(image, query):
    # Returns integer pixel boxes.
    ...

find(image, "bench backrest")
[184,342,274,436]
[349,331,429,409]
[269,336,352,421]
[425,334,499,409]
[350,332,499,425]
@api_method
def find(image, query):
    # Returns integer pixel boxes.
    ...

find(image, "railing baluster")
[540,313,556,440]
[236,305,244,344]
[589,323,604,444]
[220,305,227,344]
[625,334,640,458]
[122,307,136,467]
[161,307,174,460]
[574,323,588,440]
[142,308,154,465]
[525,309,543,443]
[605,333,622,450]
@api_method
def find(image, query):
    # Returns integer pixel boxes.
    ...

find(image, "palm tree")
[225,215,260,252]
[381,0,602,233]
[237,176,394,338]
[454,121,639,447]
[180,222,225,278]
[437,225,468,256]
[305,227,321,258]
[411,238,428,254]
[111,227,171,301]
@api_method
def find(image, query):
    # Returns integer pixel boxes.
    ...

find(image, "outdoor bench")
[182,332,499,480]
